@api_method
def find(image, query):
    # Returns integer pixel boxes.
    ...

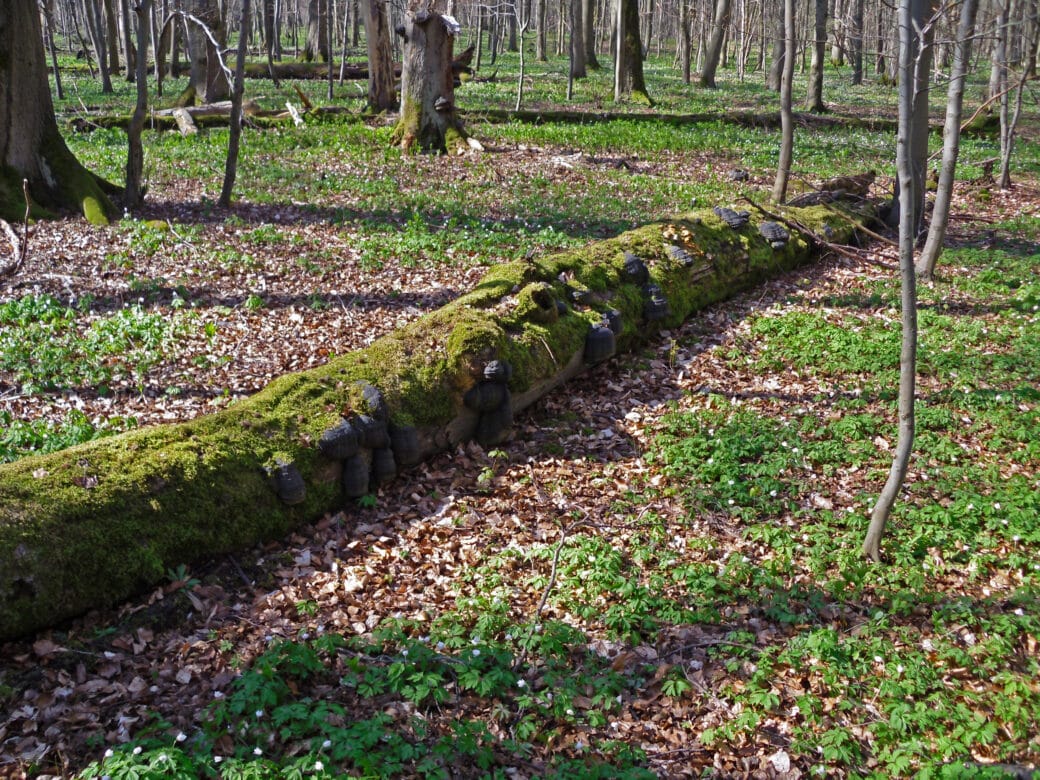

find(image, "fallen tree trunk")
[0,202,871,640]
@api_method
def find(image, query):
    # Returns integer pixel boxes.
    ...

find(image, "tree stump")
[391,1,480,154]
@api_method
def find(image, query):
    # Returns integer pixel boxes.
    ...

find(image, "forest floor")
[2,62,1040,776]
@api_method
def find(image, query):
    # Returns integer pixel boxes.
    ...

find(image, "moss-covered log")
[0,202,871,640]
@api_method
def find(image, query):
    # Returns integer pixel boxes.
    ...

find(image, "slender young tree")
[220,0,251,207]
[916,0,979,279]
[773,0,796,202]
[863,0,928,563]
[126,0,152,208]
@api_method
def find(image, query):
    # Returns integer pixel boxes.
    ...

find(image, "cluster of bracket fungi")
[271,382,424,504]
[270,211,792,505]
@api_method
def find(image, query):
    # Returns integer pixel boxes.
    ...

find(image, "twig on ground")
[0,180,32,278]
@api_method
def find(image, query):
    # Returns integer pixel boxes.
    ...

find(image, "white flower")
[472,649,481,657]
[315,760,325,771]
[254,747,263,756]
[158,754,168,762]
[132,746,142,755]
[994,502,1002,510]
[922,638,934,651]
[214,756,223,764]
[1014,608,1025,616]
[402,649,409,657]
[435,641,445,651]
[322,739,332,749]
[896,665,905,674]
[104,749,114,759]
[769,490,777,497]
[176,733,186,743]
[873,655,883,664]
[255,709,264,719]
[213,691,224,698]
[727,499,735,506]
[517,679,527,688]
[566,708,575,716]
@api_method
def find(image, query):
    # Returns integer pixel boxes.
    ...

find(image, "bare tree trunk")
[916,0,978,279]
[806,0,827,110]
[43,0,65,100]
[773,0,796,202]
[363,0,396,110]
[583,0,600,67]
[849,0,863,83]
[571,0,588,77]
[767,5,783,89]
[85,0,115,92]
[863,0,923,563]
[700,0,732,87]
[304,0,329,60]
[1,0,116,224]
[536,0,547,59]
[391,3,478,154]
[679,0,691,82]
[104,0,121,73]
[614,0,625,97]
[185,0,231,103]
[126,0,151,209]
[220,0,251,207]
[264,0,280,83]
[121,0,136,79]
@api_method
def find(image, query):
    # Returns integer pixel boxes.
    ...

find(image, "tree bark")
[185,0,230,103]
[806,0,827,111]
[304,0,330,60]
[0,0,117,225]
[863,0,920,562]
[614,0,651,102]
[363,0,397,111]
[126,0,152,209]
[773,0,796,203]
[583,0,600,67]
[849,0,863,84]
[0,202,872,641]
[220,0,251,207]
[571,0,588,78]
[916,0,978,279]
[700,0,732,87]
[43,0,66,100]
[391,3,476,154]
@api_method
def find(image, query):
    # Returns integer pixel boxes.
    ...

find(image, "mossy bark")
[0,203,871,640]
[0,0,118,225]
[390,6,473,154]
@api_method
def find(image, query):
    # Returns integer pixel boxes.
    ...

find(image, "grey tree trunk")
[884,0,932,232]
[863,0,923,562]
[185,0,230,102]
[916,0,978,279]
[773,0,796,203]
[806,0,827,111]
[264,0,279,83]
[571,0,588,78]
[679,0,692,82]
[536,0,547,59]
[849,0,863,84]
[304,0,329,60]
[121,0,136,79]
[85,0,115,93]
[220,0,251,208]
[583,0,600,67]
[126,0,152,209]
[700,0,732,87]
[391,2,476,154]
[43,0,65,100]
[767,7,784,90]
[104,0,121,73]
[363,0,396,111]
[0,0,116,224]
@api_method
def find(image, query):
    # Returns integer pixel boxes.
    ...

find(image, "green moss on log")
[0,203,868,640]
